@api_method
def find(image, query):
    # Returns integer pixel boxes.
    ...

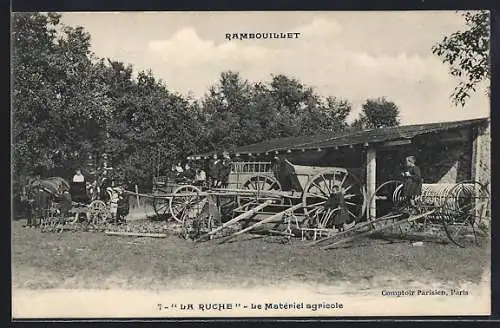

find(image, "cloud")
[295,16,342,39]
[148,27,268,67]
[137,16,488,124]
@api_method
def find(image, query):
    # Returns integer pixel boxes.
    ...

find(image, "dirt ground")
[12,217,490,291]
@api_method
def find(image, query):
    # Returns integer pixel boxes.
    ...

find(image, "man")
[218,152,232,188]
[207,154,220,188]
[401,155,423,210]
[194,168,207,187]
[21,181,36,228]
[331,184,350,231]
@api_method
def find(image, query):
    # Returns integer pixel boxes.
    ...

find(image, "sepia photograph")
[11,10,491,318]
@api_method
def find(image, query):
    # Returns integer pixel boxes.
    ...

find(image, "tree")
[432,10,490,106]
[105,68,203,186]
[352,97,400,130]
[11,12,111,177]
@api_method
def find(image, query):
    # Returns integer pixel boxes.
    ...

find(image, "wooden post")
[135,184,140,208]
[366,148,377,220]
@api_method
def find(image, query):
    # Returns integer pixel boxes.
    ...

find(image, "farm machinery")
[133,159,490,248]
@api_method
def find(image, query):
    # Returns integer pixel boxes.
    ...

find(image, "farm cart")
[40,186,128,233]
[147,158,369,242]
[308,180,491,249]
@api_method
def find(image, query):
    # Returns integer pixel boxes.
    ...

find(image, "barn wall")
[472,121,491,187]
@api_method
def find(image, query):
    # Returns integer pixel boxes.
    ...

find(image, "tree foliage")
[12,13,111,177]
[12,12,396,189]
[432,10,490,106]
[352,97,401,130]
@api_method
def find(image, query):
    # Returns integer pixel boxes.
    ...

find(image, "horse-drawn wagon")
[25,176,129,233]
[145,158,367,241]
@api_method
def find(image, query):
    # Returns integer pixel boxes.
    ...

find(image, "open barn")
[188,117,491,221]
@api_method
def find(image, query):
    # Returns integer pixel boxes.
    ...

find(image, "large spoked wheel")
[367,180,408,236]
[88,200,109,228]
[236,175,283,209]
[368,180,406,216]
[169,185,208,224]
[442,181,491,248]
[302,168,366,231]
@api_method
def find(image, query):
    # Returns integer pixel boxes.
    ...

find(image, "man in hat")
[217,152,232,188]
[401,155,422,209]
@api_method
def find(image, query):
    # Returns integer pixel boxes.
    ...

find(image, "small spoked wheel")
[88,200,109,230]
[152,192,170,220]
[169,185,208,224]
[441,181,490,248]
[302,168,366,232]
[40,206,64,233]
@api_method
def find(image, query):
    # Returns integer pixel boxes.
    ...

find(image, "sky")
[61,11,490,125]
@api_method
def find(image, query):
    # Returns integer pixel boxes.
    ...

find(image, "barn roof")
[188,117,489,159]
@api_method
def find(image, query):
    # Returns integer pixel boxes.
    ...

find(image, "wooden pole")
[322,210,436,250]
[195,200,273,242]
[105,231,167,238]
[219,203,303,243]
[307,212,405,246]
[135,184,140,207]
[366,148,377,220]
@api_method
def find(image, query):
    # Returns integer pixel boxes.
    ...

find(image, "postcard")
[11,10,491,319]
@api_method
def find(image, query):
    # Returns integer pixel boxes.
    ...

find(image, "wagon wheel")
[88,200,109,229]
[180,203,214,240]
[302,168,366,231]
[237,174,283,208]
[441,181,490,248]
[388,183,442,239]
[39,207,51,232]
[169,185,208,224]
[39,206,55,232]
[152,193,170,220]
[367,180,408,237]
[40,203,64,233]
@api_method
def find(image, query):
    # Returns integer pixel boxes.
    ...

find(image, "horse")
[25,177,72,226]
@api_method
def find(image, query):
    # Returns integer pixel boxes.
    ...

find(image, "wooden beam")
[195,200,273,242]
[379,139,412,148]
[471,127,479,181]
[219,203,303,243]
[105,231,167,238]
[366,148,376,220]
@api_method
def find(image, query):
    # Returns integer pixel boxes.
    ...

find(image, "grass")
[12,219,490,291]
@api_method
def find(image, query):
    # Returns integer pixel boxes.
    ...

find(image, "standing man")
[22,179,35,228]
[401,155,423,209]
